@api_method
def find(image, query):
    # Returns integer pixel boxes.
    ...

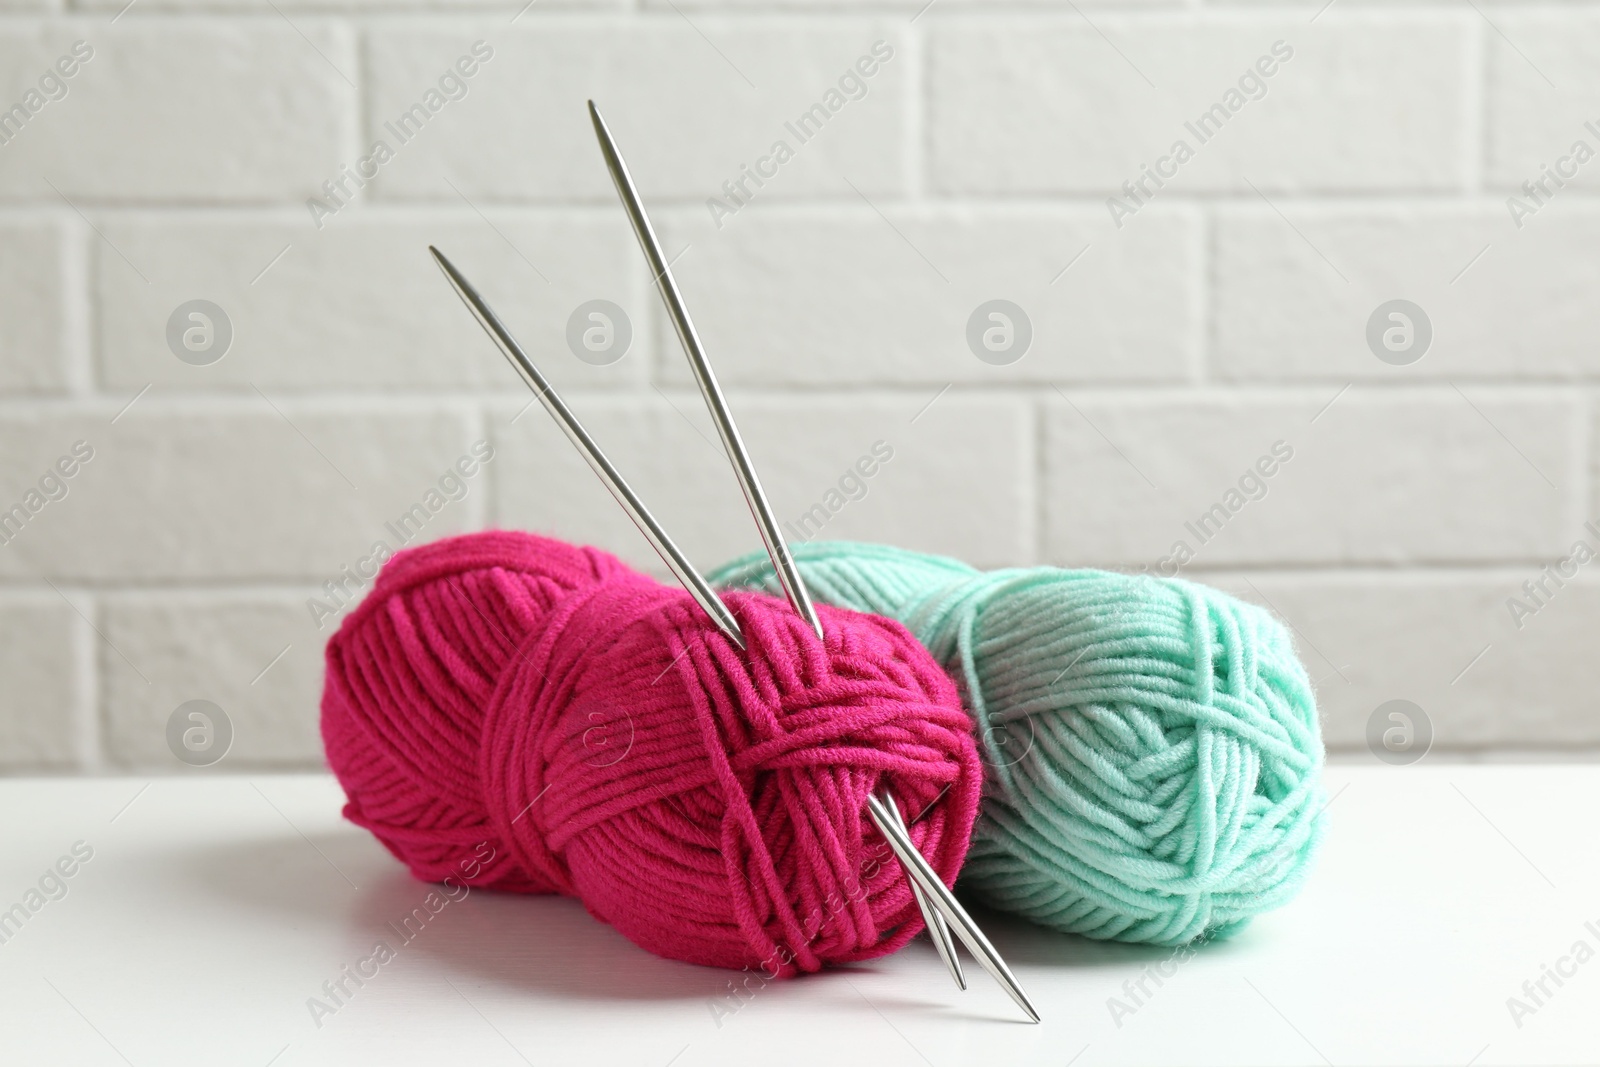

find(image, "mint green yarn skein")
[709,542,1326,947]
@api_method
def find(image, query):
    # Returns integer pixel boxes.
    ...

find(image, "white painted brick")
[1486,13,1600,191]
[1213,206,1600,381]
[0,406,483,581]
[364,23,908,202]
[0,598,78,768]
[96,213,646,391]
[656,205,1197,386]
[0,24,352,201]
[102,595,325,768]
[1041,393,1580,568]
[928,15,1465,194]
[0,218,71,391]
[492,393,1030,571]
[1209,570,1600,752]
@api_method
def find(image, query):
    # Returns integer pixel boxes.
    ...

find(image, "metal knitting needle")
[587,100,824,642]
[428,245,746,651]
[881,790,965,990]
[585,102,971,989]
[588,102,997,998]
[867,793,1041,1023]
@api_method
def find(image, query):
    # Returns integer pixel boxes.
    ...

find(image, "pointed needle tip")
[866,794,1042,1023]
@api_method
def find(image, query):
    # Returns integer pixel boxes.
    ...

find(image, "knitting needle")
[880,789,965,990]
[587,100,824,642]
[867,793,1040,1023]
[428,245,746,651]
[585,102,969,990]
[588,102,996,999]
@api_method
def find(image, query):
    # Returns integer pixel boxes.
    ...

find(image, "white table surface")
[0,765,1595,1067]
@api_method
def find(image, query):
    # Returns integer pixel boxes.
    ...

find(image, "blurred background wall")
[1,2,1596,772]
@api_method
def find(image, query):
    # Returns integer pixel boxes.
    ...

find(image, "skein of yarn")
[710,542,1327,947]
[321,530,983,973]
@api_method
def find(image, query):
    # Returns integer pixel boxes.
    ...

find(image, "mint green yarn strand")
[709,541,1327,948]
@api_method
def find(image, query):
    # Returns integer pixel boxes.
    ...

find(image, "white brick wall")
[1,2,1596,772]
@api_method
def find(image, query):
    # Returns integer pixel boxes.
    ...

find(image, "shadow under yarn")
[709,542,1328,948]
[152,830,739,1003]
[159,829,1043,1024]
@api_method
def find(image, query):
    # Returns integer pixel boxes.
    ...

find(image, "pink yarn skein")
[321,530,982,973]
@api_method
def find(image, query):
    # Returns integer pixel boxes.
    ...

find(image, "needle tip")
[428,248,466,295]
